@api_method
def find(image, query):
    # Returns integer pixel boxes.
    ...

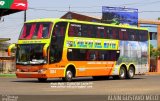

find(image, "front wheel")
[62,69,73,82]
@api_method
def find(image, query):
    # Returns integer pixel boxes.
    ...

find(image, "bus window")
[112,28,118,39]
[90,25,97,38]
[105,27,113,39]
[134,30,138,41]
[67,49,120,61]
[42,23,51,38]
[87,26,92,37]
[89,51,97,61]
[68,23,81,37]
[37,23,50,39]
[67,49,86,61]
[119,30,123,40]
[104,50,120,61]
[19,22,52,40]
[97,26,105,38]
[123,31,128,40]
[128,29,136,41]
[81,24,88,37]
[68,25,74,36]
[139,30,148,41]
[98,51,105,60]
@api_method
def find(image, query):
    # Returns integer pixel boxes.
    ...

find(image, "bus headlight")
[38,68,47,73]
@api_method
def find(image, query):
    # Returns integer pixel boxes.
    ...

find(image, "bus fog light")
[16,69,21,72]
[38,68,47,73]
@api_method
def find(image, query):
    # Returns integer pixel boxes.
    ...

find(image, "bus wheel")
[119,66,126,79]
[127,66,135,79]
[38,78,47,82]
[62,69,73,82]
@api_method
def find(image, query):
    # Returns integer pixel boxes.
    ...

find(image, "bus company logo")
[0,1,5,6]
[15,3,26,7]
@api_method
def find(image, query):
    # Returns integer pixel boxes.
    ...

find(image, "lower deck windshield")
[16,44,46,65]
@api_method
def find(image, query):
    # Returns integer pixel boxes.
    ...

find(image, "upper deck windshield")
[19,22,52,40]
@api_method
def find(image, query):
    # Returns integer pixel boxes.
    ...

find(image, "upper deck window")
[19,22,52,40]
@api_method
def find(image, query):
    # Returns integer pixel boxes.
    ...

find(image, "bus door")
[49,22,67,63]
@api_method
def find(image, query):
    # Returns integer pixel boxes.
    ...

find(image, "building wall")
[138,19,160,72]
[0,42,15,73]
[140,24,157,48]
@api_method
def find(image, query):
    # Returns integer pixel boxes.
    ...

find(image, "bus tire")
[38,78,47,82]
[62,69,73,82]
[119,66,126,79]
[127,66,135,79]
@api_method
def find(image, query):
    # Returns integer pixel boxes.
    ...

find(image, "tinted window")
[119,29,125,40]
[67,49,120,61]
[139,30,148,41]
[19,22,52,39]
[105,27,113,39]
[112,28,118,39]
[68,23,81,37]
[97,26,105,38]
[128,29,136,41]
[90,25,97,38]
[81,24,89,37]
[68,23,148,41]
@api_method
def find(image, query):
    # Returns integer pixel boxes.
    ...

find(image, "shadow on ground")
[11,76,145,83]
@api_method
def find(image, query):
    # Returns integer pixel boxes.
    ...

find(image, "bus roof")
[25,18,148,31]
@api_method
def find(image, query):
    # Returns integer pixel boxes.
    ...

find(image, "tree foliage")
[150,44,160,58]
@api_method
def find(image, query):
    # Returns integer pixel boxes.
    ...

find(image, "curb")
[145,72,160,75]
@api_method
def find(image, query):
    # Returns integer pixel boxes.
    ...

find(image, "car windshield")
[19,22,52,40]
[16,44,47,65]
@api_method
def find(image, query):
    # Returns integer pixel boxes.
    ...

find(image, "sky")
[1,0,160,43]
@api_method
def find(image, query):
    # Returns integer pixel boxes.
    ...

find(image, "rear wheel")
[38,78,47,82]
[119,66,126,79]
[62,69,73,82]
[127,66,135,79]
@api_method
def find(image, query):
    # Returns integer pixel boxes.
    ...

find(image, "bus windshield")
[16,44,47,65]
[19,22,52,40]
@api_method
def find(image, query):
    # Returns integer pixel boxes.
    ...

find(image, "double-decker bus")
[8,18,149,82]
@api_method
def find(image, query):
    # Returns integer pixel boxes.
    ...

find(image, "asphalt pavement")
[0,75,160,101]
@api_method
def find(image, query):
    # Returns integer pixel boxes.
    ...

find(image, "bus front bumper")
[16,72,48,78]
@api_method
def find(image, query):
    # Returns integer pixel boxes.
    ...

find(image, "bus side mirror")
[43,44,49,57]
[8,44,16,56]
